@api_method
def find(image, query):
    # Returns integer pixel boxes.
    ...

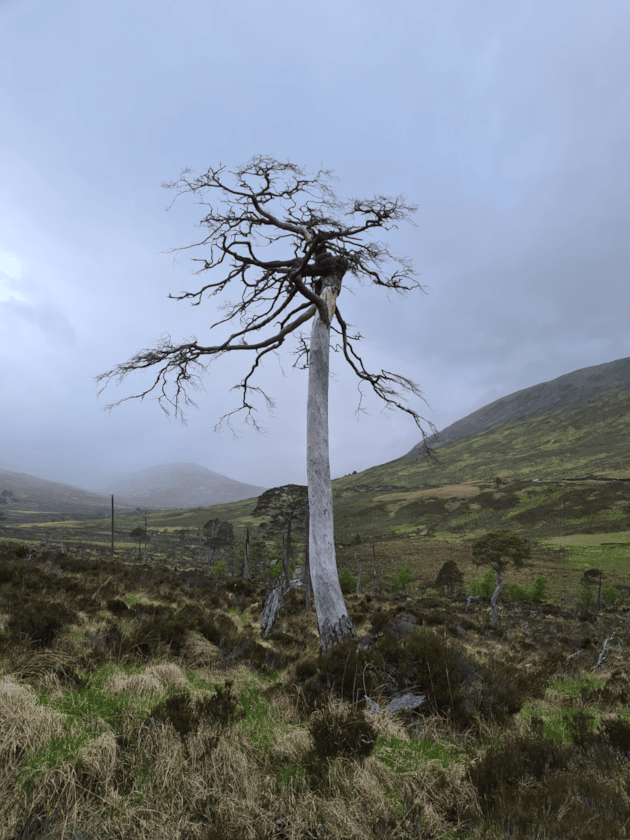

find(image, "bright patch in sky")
[0,248,30,303]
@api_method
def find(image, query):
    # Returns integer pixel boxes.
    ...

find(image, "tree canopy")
[471,529,531,628]
[471,529,531,573]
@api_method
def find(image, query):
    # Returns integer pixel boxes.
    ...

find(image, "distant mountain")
[0,467,138,522]
[407,356,630,457]
[102,463,267,510]
[0,463,268,523]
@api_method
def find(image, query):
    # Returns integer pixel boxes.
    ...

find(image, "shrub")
[424,588,438,597]
[473,653,552,724]
[600,716,630,764]
[530,574,547,603]
[578,584,593,609]
[506,582,531,603]
[369,610,390,635]
[565,710,597,751]
[378,627,472,723]
[302,704,379,797]
[387,565,414,595]
[144,680,245,749]
[268,553,296,583]
[306,704,378,764]
[314,637,385,707]
[503,575,547,604]
[469,734,568,805]
[602,586,619,606]
[106,597,129,616]
[469,568,496,598]
[466,734,630,838]
[338,568,358,594]
[6,596,77,648]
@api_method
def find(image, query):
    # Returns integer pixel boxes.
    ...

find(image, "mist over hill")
[0,463,267,522]
[100,463,267,510]
[0,468,138,521]
[407,355,630,457]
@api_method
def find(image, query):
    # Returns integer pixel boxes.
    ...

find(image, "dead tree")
[95,154,437,655]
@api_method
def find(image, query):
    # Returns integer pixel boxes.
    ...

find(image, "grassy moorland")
[0,388,629,839]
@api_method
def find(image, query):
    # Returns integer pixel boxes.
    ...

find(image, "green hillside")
[6,387,629,608]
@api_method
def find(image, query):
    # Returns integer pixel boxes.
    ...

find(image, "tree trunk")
[371,538,377,598]
[206,546,215,574]
[286,515,293,564]
[355,551,362,596]
[491,567,502,629]
[281,530,291,589]
[303,503,311,611]
[261,577,290,637]
[306,278,355,655]
[243,526,250,580]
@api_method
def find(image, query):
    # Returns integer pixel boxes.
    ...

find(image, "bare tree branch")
[95,154,434,446]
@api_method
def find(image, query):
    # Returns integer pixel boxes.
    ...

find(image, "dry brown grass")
[374,482,482,502]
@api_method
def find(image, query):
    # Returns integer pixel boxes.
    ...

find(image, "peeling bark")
[307,273,356,656]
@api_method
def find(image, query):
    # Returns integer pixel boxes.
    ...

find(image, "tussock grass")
[1,539,629,839]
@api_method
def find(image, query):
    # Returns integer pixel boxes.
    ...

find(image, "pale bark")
[490,567,502,629]
[307,282,355,655]
[261,577,290,637]
[303,504,311,611]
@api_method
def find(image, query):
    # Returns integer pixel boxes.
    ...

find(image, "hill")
[102,462,267,510]
[0,463,267,524]
[407,355,630,457]
[0,468,139,522]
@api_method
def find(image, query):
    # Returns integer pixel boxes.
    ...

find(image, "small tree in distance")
[471,529,531,629]
[129,527,146,562]
[202,519,235,574]
[581,568,605,614]
[435,559,464,597]
[252,485,308,591]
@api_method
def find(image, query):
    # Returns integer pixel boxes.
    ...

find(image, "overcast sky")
[1,0,629,494]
